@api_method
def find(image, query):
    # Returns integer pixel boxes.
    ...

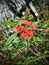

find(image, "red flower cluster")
[13,26,34,39]
[22,20,29,26]
[22,20,39,31]
[21,29,34,39]
[13,20,39,39]
[13,26,25,32]
[22,20,32,27]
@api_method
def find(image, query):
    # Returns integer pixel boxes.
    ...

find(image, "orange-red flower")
[21,28,29,36]
[22,20,33,26]
[25,31,34,39]
[13,26,25,33]
[28,21,32,27]
[13,19,39,39]
[22,20,29,26]
[13,25,34,39]
[21,30,34,39]
[0,40,3,45]
[22,20,39,31]
[31,25,39,31]
[45,28,49,34]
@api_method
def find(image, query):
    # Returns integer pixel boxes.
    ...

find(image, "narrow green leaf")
[33,37,43,42]
[4,21,16,27]
[5,32,18,45]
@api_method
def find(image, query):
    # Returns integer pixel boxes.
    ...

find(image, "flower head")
[13,26,25,33]
[21,28,29,36]
[22,20,39,31]
[28,21,32,27]
[45,28,49,34]
[22,20,29,25]
[21,30,34,39]
[31,25,39,31]
[26,31,34,39]
[0,40,3,45]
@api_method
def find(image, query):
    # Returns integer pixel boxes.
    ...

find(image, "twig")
[29,48,38,56]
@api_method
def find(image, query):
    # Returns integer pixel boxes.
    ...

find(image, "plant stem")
[26,39,29,54]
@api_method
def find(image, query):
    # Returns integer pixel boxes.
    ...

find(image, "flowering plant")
[0,15,49,65]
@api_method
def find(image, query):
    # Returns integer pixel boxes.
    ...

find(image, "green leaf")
[33,21,40,25]
[5,32,18,45]
[39,53,46,59]
[13,40,20,43]
[21,15,28,20]
[18,20,23,26]
[33,37,43,42]
[3,21,16,27]
[42,24,48,28]
[25,26,30,30]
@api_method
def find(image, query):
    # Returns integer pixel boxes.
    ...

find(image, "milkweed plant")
[0,14,49,65]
